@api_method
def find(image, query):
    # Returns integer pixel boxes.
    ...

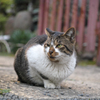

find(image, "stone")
[5,16,15,35]
[14,11,32,30]
[80,94,84,96]
[60,93,64,95]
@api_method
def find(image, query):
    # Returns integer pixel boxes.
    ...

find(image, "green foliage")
[31,1,39,9]
[0,0,13,32]
[0,14,7,31]
[14,0,39,12]
[9,30,36,53]
[0,52,14,56]
[10,30,35,44]
[78,60,96,66]
[0,0,13,13]
[0,14,7,22]
[14,0,29,12]
[0,89,11,95]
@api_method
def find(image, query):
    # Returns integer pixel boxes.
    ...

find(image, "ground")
[0,56,100,99]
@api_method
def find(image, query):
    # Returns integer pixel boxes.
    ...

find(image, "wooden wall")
[37,0,100,66]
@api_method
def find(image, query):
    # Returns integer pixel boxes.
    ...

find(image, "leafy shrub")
[0,0,13,14]
[14,0,28,12]
[0,0,13,32]
[14,0,39,12]
[9,30,36,53]
[0,14,7,32]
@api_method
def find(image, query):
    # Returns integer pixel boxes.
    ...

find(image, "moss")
[78,60,96,66]
[0,89,11,95]
[0,52,14,57]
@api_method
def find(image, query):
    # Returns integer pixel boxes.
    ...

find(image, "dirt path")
[0,56,100,99]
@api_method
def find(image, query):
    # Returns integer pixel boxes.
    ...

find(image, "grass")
[78,60,96,66]
[0,89,11,95]
[0,52,14,57]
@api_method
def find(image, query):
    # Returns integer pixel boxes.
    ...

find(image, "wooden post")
[50,0,57,30]
[96,20,100,66]
[63,0,70,32]
[38,0,45,35]
[97,35,100,66]
[56,0,64,31]
[77,0,86,52]
[86,0,99,52]
[43,0,50,33]
[71,0,78,28]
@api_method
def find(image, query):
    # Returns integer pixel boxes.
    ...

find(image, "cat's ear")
[63,27,76,42]
[45,28,54,36]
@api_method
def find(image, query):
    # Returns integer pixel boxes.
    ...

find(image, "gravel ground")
[0,56,100,99]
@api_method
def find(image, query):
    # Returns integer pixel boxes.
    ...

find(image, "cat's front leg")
[43,79,56,89]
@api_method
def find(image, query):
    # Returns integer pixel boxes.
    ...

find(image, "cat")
[14,27,77,89]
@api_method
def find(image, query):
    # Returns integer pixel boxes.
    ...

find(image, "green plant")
[0,52,14,56]
[0,0,13,14]
[9,30,36,53]
[0,89,11,95]
[0,14,7,31]
[14,0,29,12]
[0,0,13,32]
[14,0,39,12]
[78,60,96,66]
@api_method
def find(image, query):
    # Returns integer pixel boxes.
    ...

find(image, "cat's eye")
[45,43,50,47]
[56,44,63,48]
[47,44,50,46]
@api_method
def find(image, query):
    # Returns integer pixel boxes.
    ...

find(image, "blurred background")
[0,0,100,66]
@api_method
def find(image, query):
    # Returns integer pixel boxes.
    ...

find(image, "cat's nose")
[49,50,53,55]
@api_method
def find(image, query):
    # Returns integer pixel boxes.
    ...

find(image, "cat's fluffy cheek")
[55,48,62,57]
[55,48,67,60]
[44,47,49,54]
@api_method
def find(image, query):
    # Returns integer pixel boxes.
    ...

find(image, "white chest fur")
[26,44,76,84]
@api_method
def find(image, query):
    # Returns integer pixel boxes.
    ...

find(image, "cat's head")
[44,27,76,62]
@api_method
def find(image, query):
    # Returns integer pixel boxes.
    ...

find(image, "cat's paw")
[56,85,61,89]
[44,82,56,89]
[43,80,55,89]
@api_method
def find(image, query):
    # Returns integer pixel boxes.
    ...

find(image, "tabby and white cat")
[14,27,77,89]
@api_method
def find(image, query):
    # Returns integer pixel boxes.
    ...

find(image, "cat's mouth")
[48,56,59,62]
[50,56,55,59]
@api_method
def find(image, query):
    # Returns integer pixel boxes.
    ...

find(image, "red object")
[97,39,100,66]
[63,0,71,32]
[71,0,78,28]
[56,0,64,31]
[96,21,100,66]
[86,0,99,52]
[77,0,86,52]
[38,0,45,35]
[43,0,50,32]
[37,0,100,67]
[50,0,57,30]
